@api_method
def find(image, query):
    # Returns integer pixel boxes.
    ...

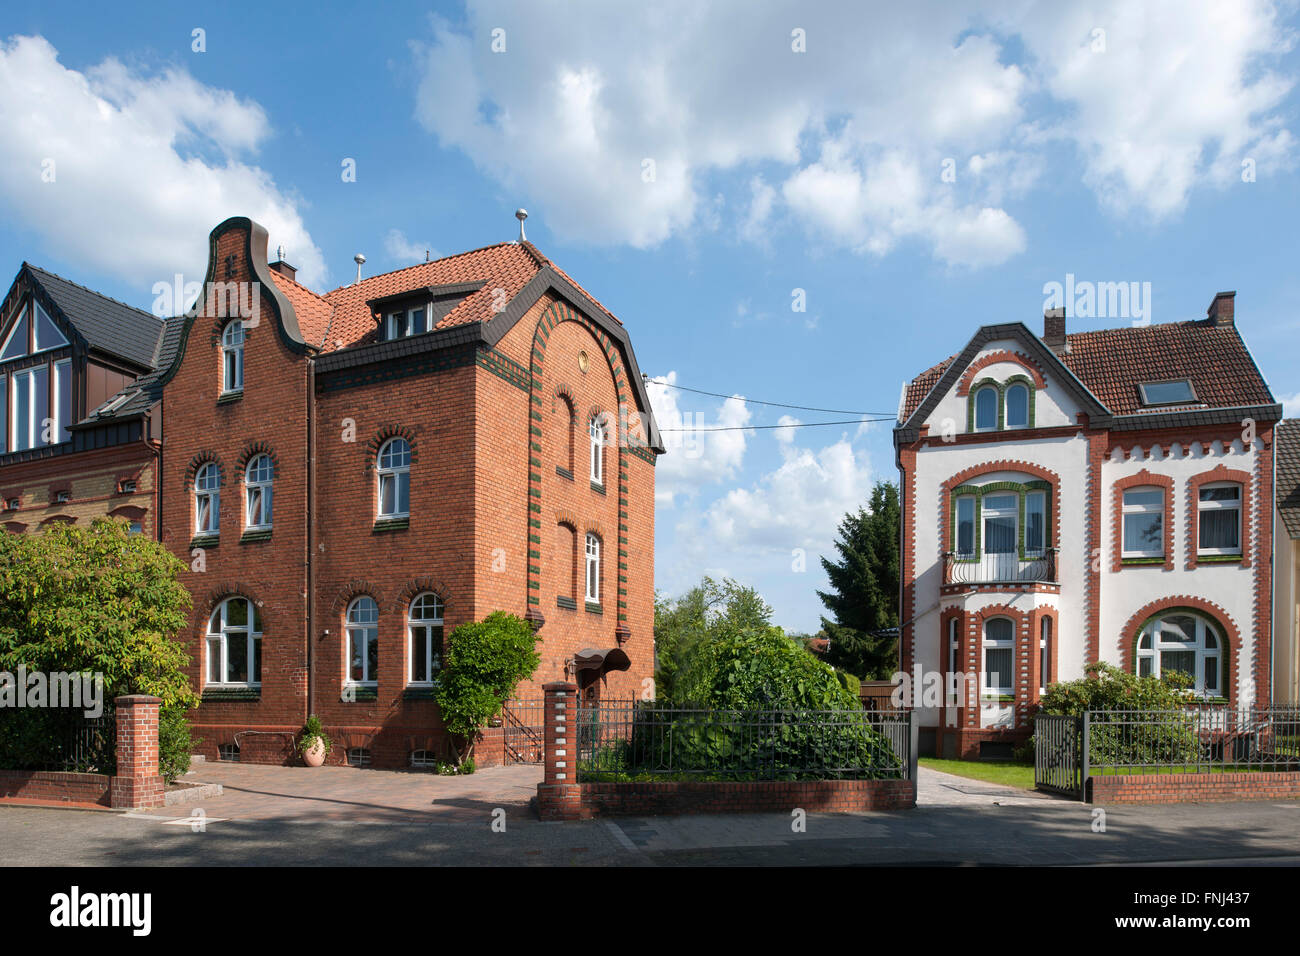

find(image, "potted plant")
[298,715,332,767]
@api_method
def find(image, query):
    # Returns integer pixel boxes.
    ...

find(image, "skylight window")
[1138,380,1197,406]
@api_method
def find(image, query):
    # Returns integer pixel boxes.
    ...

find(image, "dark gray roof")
[26,263,164,368]
[1277,419,1300,540]
[75,313,185,426]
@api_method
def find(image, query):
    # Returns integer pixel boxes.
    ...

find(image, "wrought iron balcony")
[943,549,1057,586]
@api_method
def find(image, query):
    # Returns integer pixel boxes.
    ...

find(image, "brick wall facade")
[1090,771,1300,805]
[160,219,657,770]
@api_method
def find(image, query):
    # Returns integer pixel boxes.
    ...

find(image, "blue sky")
[2,1,1298,631]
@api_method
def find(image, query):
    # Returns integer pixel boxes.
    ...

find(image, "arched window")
[973,386,998,431]
[558,396,576,477]
[206,597,262,686]
[1005,382,1029,429]
[195,463,220,535]
[1197,482,1242,556]
[222,320,244,393]
[584,533,601,604]
[346,596,379,686]
[983,618,1014,696]
[408,592,445,686]
[557,523,577,607]
[245,455,273,530]
[1137,612,1223,696]
[589,416,606,485]
[377,438,410,518]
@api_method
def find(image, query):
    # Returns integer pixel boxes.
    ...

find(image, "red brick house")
[0,264,163,536]
[895,296,1280,760]
[83,215,661,769]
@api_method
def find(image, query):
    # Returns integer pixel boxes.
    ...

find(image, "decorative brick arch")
[971,604,1032,727]
[1118,596,1241,704]
[184,451,225,490]
[1186,464,1252,569]
[395,578,452,614]
[527,298,634,634]
[1112,469,1175,571]
[329,580,386,615]
[956,350,1047,396]
[940,459,1062,553]
[365,424,419,471]
[195,584,266,627]
[236,440,280,475]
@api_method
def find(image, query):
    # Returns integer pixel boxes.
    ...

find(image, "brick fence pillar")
[535,681,580,821]
[110,695,165,810]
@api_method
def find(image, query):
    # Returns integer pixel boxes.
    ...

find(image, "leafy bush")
[1038,662,1200,767]
[159,704,198,784]
[297,714,331,757]
[433,611,540,765]
[591,628,900,780]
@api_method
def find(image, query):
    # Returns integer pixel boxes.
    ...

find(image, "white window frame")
[1004,382,1029,429]
[206,597,262,687]
[954,495,976,557]
[222,320,244,393]
[973,385,998,431]
[947,617,960,706]
[1197,482,1242,556]
[345,596,379,687]
[1136,613,1223,696]
[585,533,601,604]
[376,438,411,519]
[244,454,274,531]
[589,416,605,485]
[1024,490,1046,555]
[1121,486,1164,558]
[407,592,445,686]
[194,462,220,536]
[981,493,1019,557]
[32,302,68,352]
[982,618,1014,697]
[0,305,29,360]
[386,305,429,340]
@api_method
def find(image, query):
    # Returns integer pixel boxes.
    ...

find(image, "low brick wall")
[538,778,914,820]
[0,769,112,806]
[1090,771,1300,805]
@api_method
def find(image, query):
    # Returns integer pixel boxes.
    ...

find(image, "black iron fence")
[1035,705,1300,799]
[0,705,117,774]
[575,699,912,782]
[500,699,545,764]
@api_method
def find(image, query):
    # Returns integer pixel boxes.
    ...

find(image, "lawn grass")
[919,756,1036,790]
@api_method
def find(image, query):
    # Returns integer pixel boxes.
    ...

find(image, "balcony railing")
[943,549,1056,586]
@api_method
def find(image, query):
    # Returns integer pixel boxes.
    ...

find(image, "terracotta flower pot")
[302,738,326,767]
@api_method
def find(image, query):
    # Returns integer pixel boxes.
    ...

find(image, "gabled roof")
[16,264,165,369]
[1277,419,1300,540]
[897,315,1279,442]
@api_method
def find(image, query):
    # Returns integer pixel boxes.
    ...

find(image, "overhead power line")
[659,416,892,433]
[644,374,894,418]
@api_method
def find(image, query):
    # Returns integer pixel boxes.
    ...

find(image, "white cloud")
[410,1,1295,261]
[1278,391,1300,418]
[645,371,751,506]
[699,430,874,554]
[385,229,435,265]
[0,35,325,289]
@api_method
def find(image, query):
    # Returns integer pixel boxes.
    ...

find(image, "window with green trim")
[949,480,1051,560]
[973,385,998,431]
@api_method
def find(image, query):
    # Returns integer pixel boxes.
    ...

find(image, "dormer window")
[54,490,70,504]
[3,497,18,511]
[385,306,430,340]
[1138,379,1196,406]
[118,478,138,494]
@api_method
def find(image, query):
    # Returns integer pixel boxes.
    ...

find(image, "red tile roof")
[899,318,1273,422]
[267,241,615,354]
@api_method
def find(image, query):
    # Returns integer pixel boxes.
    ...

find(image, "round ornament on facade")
[578,350,589,373]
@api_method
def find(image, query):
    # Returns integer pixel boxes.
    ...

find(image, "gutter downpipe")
[306,356,317,722]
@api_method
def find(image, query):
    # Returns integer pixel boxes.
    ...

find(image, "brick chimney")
[1207,290,1235,327]
[1043,307,1067,354]
[269,259,297,282]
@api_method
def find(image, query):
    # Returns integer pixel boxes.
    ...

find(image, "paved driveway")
[148,759,543,824]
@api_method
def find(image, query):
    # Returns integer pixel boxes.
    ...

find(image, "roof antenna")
[353,253,366,285]
[276,244,285,262]
[425,249,430,263]
[515,208,528,243]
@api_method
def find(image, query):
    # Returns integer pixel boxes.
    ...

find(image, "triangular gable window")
[34,302,68,352]
[1,306,29,360]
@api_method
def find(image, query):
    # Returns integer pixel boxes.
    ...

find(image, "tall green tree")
[816,481,900,679]
[653,576,774,702]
